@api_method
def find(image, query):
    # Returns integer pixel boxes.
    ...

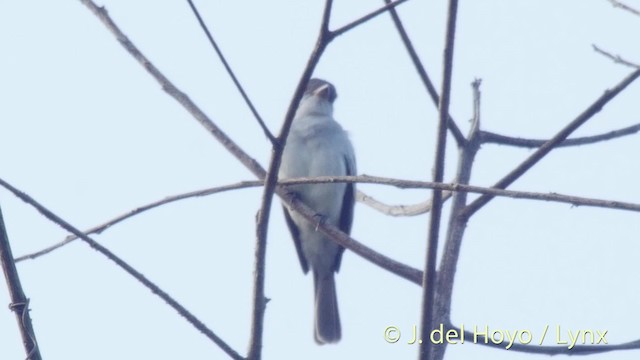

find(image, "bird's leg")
[284,187,300,202]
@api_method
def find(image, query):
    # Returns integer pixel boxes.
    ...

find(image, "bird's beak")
[313,84,331,99]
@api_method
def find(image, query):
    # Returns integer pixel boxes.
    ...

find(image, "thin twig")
[356,189,452,216]
[608,0,640,16]
[464,67,640,218]
[332,0,409,37]
[15,181,262,262]
[420,1,459,359]
[384,0,466,147]
[481,122,640,147]
[0,206,42,360]
[79,0,267,182]
[0,178,244,360]
[185,0,276,144]
[593,44,640,69]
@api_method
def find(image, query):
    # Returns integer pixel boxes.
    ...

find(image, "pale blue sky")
[1,1,639,359]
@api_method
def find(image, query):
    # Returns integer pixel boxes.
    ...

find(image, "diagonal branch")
[463,67,640,218]
[384,0,466,147]
[0,178,244,360]
[185,0,276,144]
[432,79,482,360]
[79,0,267,182]
[15,181,262,262]
[593,44,640,69]
[0,205,42,360]
[480,122,640,147]
[248,1,334,355]
[420,1,459,359]
[281,187,423,285]
[607,0,640,16]
[332,0,409,37]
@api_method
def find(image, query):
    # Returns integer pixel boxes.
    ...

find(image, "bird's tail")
[313,270,341,344]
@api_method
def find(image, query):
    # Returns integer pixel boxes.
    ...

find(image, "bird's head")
[295,78,337,117]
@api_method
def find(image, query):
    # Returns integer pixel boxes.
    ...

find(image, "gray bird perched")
[279,78,356,344]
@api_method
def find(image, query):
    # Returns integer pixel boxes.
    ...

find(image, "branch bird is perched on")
[280,78,356,344]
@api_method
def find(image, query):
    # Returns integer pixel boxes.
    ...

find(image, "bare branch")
[185,0,276,144]
[249,0,335,356]
[432,79,483,360]
[471,79,482,133]
[481,122,640,147]
[332,0,409,37]
[0,206,42,360]
[608,0,640,16]
[291,175,640,213]
[279,187,423,286]
[356,189,452,216]
[384,0,467,147]
[593,44,640,69]
[18,174,640,263]
[0,178,244,360]
[15,181,262,262]
[464,67,640,218]
[420,1,459,359]
[79,0,267,182]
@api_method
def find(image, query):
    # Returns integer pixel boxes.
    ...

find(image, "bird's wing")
[282,206,310,273]
[334,152,356,272]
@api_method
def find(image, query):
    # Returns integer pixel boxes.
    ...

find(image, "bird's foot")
[313,213,326,232]
[285,189,300,203]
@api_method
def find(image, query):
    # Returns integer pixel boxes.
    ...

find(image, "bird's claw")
[313,214,326,231]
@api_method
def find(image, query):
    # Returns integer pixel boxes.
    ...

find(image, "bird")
[279,78,356,344]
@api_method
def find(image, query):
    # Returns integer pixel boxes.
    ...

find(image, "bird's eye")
[328,86,337,102]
